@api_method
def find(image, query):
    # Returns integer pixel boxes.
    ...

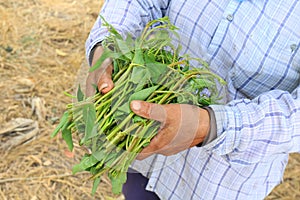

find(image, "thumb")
[85,63,114,96]
[85,69,113,97]
[97,74,114,94]
[97,63,114,94]
[130,100,166,122]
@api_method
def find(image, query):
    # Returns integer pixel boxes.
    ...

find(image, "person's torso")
[165,0,300,101]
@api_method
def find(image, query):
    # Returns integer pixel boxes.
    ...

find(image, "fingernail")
[99,83,108,91]
[131,101,141,111]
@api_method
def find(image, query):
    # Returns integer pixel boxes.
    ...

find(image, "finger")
[86,45,114,96]
[86,62,114,96]
[130,100,166,122]
[85,74,97,97]
[97,70,114,94]
[96,59,114,93]
[136,131,165,160]
[136,137,159,160]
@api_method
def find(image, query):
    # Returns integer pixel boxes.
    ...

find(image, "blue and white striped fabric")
[86,0,300,199]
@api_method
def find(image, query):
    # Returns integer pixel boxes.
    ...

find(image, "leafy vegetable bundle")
[51,17,225,194]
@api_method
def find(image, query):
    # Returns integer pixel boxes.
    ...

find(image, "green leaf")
[114,86,158,116]
[192,79,212,89]
[176,92,197,104]
[182,65,189,72]
[133,115,146,123]
[113,110,127,121]
[62,121,73,151]
[129,86,159,102]
[144,51,156,63]
[125,35,135,48]
[198,97,212,106]
[143,142,150,147]
[129,67,150,85]
[109,171,127,194]
[77,85,85,102]
[113,60,119,75]
[80,104,97,144]
[132,48,144,65]
[72,154,99,174]
[51,111,69,138]
[115,39,133,59]
[116,103,130,115]
[89,49,122,72]
[91,177,101,195]
[92,151,106,161]
[146,62,168,83]
[84,104,96,133]
[75,121,86,134]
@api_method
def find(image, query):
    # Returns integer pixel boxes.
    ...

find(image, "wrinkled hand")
[86,45,114,96]
[130,100,210,160]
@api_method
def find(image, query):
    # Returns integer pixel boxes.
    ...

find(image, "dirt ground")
[0,0,299,199]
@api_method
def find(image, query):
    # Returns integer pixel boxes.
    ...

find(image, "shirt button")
[290,44,297,52]
[226,14,234,21]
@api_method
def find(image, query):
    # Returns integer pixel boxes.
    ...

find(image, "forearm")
[206,87,300,165]
[85,0,170,65]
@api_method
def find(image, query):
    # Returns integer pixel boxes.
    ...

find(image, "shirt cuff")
[89,42,103,66]
[207,105,228,137]
[197,107,217,147]
[207,104,243,156]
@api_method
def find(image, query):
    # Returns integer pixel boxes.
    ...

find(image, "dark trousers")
[122,169,160,200]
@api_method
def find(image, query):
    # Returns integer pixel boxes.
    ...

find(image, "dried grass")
[0,0,299,199]
[0,0,122,199]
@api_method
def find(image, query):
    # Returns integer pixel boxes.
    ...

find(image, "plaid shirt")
[86,0,300,199]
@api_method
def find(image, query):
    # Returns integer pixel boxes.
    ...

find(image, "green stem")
[106,113,135,141]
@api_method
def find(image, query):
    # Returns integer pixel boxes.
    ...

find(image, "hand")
[86,45,114,96]
[130,100,210,160]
